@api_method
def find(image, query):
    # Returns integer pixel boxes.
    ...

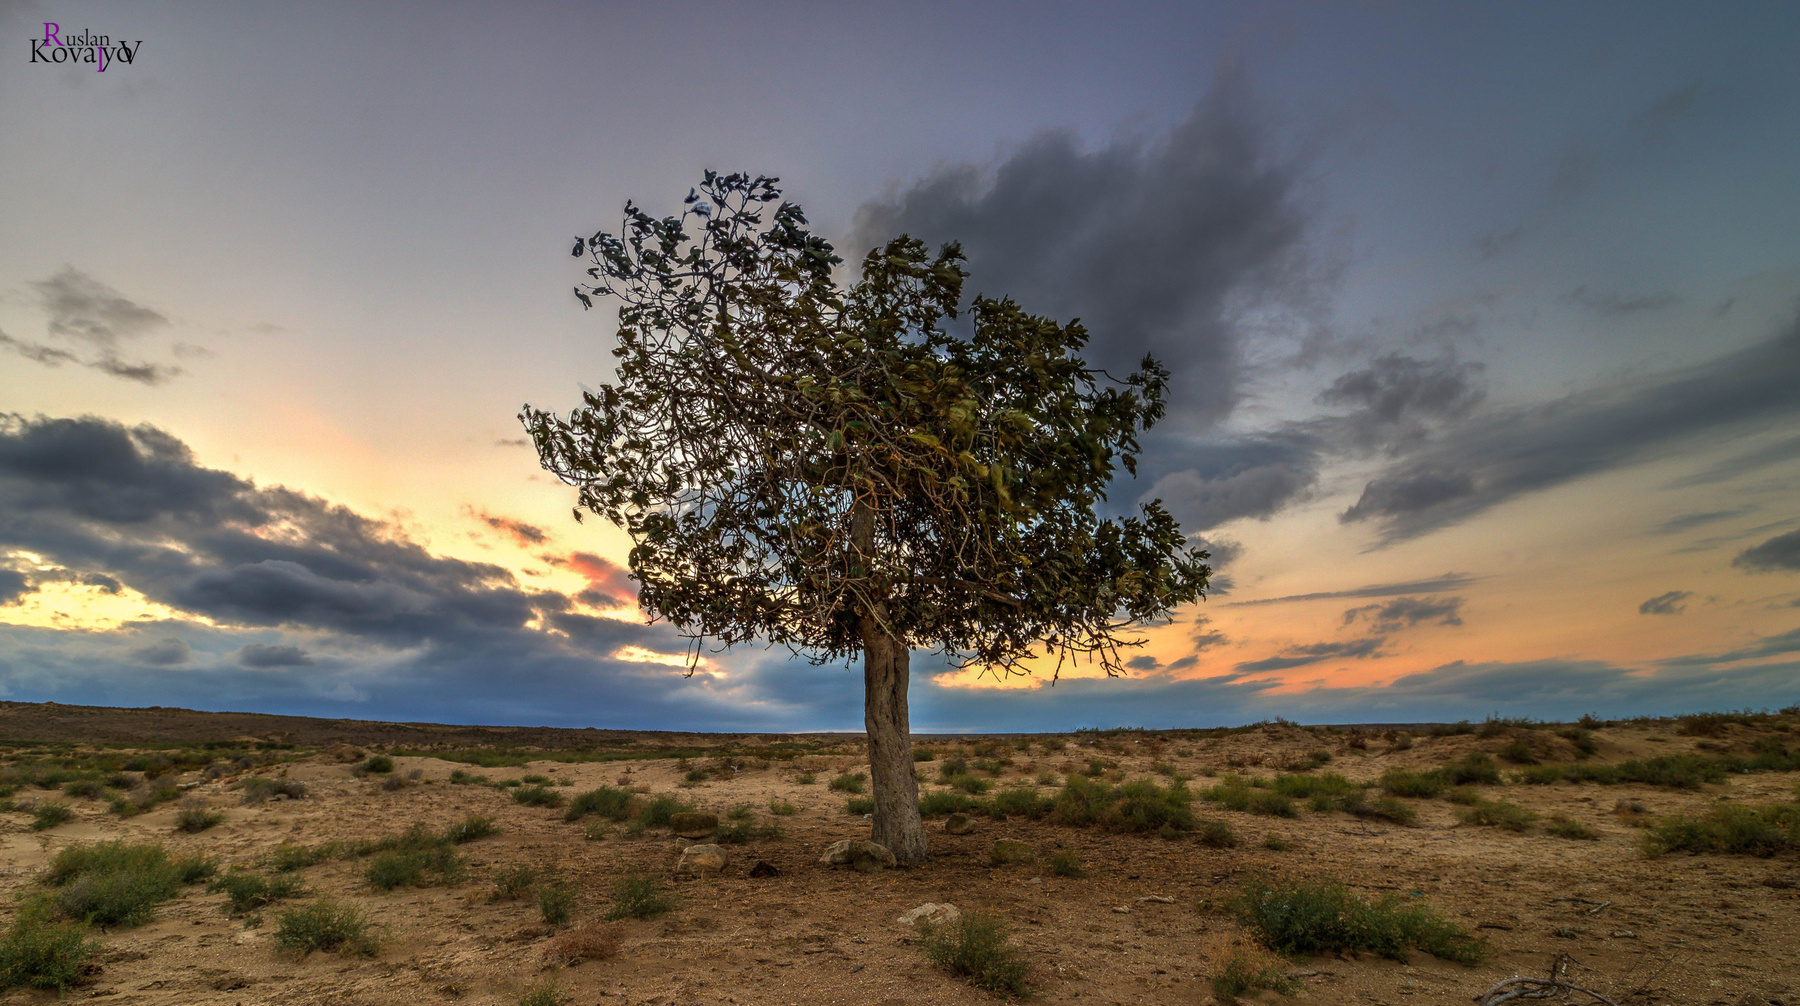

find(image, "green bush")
[1053,776,1197,833]
[30,802,74,831]
[237,777,307,803]
[448,768,489,785]
[519,981,571,1006]
[1458,799,1537,832]
[1270,773,1356,799]
[1498,739,1539,765]
[43,841,210,927]
[1641,802,1800,857]
[945,773,993,795]
[1262,834,1291,852]
[914,749,937,762]
[538,886,574,925]
[564,787,634,823]
[938,756,969,779]
[844,796,875,816]
[917,913,1034,996]
[1440,752,1500,786]
[829,772,866,794]
[605,872,671,920]
[208,869,303,915]
[768,799,797,816]
[366,845,465,890]
[989,787,1052,820]
[446,814,498,843]
[1379,769,1448,799]
[794,771,817,785]
[634,793,695,828]
[511,784,565,808]
[175,804,224,833]
[273,898,378,956]
[1196,819,1238,848]
[360,755,394,775]
[1048,850,1086,878]
[0,903,100,992]
[493,864,537,899]
[919,790,980,816]
[1544,815,1599,840]
[1232,875,1484,965]
[1211,953,1295,1001]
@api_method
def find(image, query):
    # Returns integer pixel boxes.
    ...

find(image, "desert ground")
[0,700,1796,1006]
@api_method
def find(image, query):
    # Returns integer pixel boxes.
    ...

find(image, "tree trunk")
[850,496,927,864]
[860,608,927,863]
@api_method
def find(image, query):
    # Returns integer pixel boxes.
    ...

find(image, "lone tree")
[522,172,1209,863]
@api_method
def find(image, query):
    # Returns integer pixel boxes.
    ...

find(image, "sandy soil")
[1,706,1795,1006]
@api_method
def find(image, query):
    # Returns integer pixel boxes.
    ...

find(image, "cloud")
[470,509,548,546]
[1235,637,1385,674]
[33,267,169,349]
[1651,508,1752,534]
[1660,625,1800,666]
[1343,596,1464,632]
[1229,573,1479,607]
[129,637,192,666]
[236,643,314,668]
[1312,354,1486,455]
[1342,313,1800,542]
[0,568,33,604]
[1668,435,1800,488]
[1144,457,1314,531]
[1561,285,1680,317]
[1734,529,1800,573]
[1190,614,1228,651]
[1126,655,1159,671]
[1640,80,1703,136]
[550,551,636,606]
[1,269,181,384]
[1638,591,1691,616]
[850,72,1311,430]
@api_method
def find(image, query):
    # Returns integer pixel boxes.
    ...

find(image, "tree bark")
[861,608,927,863]
[851,495,927,864]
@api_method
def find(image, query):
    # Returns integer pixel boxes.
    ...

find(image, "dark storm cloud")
[1342,314,1800,542]
[236,643,314,668]
[0,568,31,604]
[1734,529,1800,573]
[1139,436,1318,532]
[1126,655,1159,671]
[1343,596,1464,632]
[1235,637,1385,674]
[2,269,182,385]
[1228,573,1479,607]
[850,74,1309,430]
[129,637,193,666]
[1312,354,1486,455]
[1638,591,1691,616]
[0,413,644,651]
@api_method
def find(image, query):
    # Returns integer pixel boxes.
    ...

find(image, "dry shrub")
[544,921,620,965]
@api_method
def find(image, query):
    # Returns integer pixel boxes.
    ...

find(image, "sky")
[2,1,1798,732]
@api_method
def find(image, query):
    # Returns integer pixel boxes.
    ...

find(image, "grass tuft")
[1232,875,1484,965]
[273,898,378,957]
[0,902,101,991]
[30,802,74,831]
[917,913,1034,997]
[605,872,672,920]
[1212,952,1296,1001]
[208,869,303,915]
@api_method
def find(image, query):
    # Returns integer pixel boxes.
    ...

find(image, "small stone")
[896,903,961,926]
[1026,877,1043,885]
[819,839,898,871]
[670,812,719,839]
[944,813,976,835]
[1112,905,1131,914]
[1136,895,1176,904]
[748,860,780,878]
[990,838,1035,866]
[1610,930,1637,939]
[677,843,727,875]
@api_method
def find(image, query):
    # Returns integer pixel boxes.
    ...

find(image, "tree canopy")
[522,171,1211,678]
